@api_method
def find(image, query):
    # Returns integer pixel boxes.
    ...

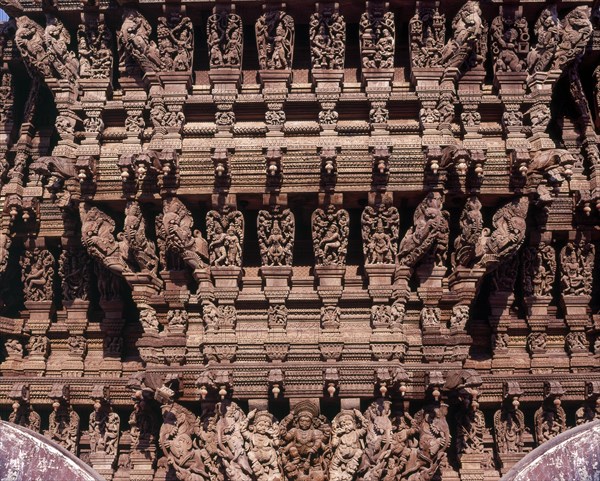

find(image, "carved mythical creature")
[124,200,159,275]
[89,399,120,457]
[361,204,399,265]
[440,1,486,70]
[329,409,367,481]
[560,240,595,296]
[255,10,295,70]
[490,14,528,73]
[157,13,194,72]
[213,401,253,481]
[522,242,556,297]
[397,192,449,269]
[207,9,243,68]
[120,8,163,73]
[241,410,282,481]
[409,7,445,68]
[359,3,395,69]
[310,6,345,69]
[160,197,208,271]
[279,401,331,481]
[258,208,294,266]
[77,18,112,79]
[80,203,131,278]
[59,247,90,301]
[21,249,54,302]
[312,205,349,266]
[357,400,393,481]
[206,209,244,267]
[44,15,80,83]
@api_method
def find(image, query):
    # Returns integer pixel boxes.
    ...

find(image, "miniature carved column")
[256,4,295,136]
[310,2,345,134]
[534,381,567,446]
[208,4,243,137]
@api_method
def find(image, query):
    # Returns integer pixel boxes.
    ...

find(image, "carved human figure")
[440,1,485,69]
[527,7,560,73]
[321,305,341,330]
[490,14,528,74]
[534,401,566,445]
[357,400,393,481]
[409,7,446,68]
[312,205,349,266]
[560,240,595,296]
[361,204,399,265]
[329,409,367,481]
[258,208,294,266]
[494,398,525,454]
[21,249,54,302]
[47,397,80,454]
[241,410,282,481]
[157,13,194,72]
[522,242,556,297]
[59,247,90,301]
[310,6,345,69]
[77,18,112,79]
[207,9,243,67]
[206,209,244,267]
[255,10,295,70]
[360,4,395,69]
[119,8,163,73]
[279,402,330,481]
[9,385,41,432]
[89,397,120,457]
[213,401,253,481]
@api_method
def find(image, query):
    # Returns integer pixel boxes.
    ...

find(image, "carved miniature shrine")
[0,0,599,479]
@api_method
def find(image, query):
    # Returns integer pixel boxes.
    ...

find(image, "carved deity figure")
[522,242,556,297]
[255,10,295,70]
[206,209,244,267]
[534,401,566,445]
[47,399,80,454]
[359,4,395,69]
[397,192,449,269]
[157,13,194,72]
[258,208,294,266]
[329,409,367,481]
[59,247,90,302]
[440,1,485,70]
[312,205,349,266]
[310,6,345,69]
[527,7,560,73]
[494,399,525,453]
[450,305,469,331]
[80,203,131,278]
[421,307,441,329]
[0,232,11,277]
[490,13,528,74]
[44,15,80,83]
[357,400,393,481]
[560,240,595,296]
[167,309,188,332]
[124,200,159,275]
[268,304,287,329]
[279,401,330,481]
[213,401,253,481]
[361,204,399,265]
[77,18,112,79]
[129,394,158,453]
[409,7,445,68]
[241,410,282,481]
[321,305,341,330]
[207,9,243,68]
[21,249,54,302]
[89,398,120,457]
[120,8,163,73]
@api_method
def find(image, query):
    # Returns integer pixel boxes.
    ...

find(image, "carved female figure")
[242,410,282,481]
[329,409,367,481]
[215,401,253,481]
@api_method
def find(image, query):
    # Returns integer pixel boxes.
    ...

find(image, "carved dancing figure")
[258,208,294,266]
[312,205,349,266]
[329,409,367,481]
[241,410,283,481]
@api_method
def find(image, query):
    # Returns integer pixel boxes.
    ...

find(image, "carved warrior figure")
[312,205,349,266]
[89,390,120,457]
[409,6,445,68]
[361,204,399,265]
[258,207,294,266]
[397,192,449,269]
[21,249,54,302]
[279,401,331,481]
[206,208,244,267]
[329,409,367,481]
[310,5,345,70]
[59,247,90,302]
[560,240,595,296]
[439,1,486,70]
[157,13,194,72]
[490,12,528,74]
[207,9,243,68]
[357,400,393,481]
[528,6,593,74]
[522,242,556,297]
[124,200,159,276]
[241,409,282,481]
[77,17,112,79]
[255,10,295,70]
[359,2,394,69]
[159,197,208,272]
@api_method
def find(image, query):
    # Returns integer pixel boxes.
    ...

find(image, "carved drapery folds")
[359,1,395,69]
[256,9,295,70]
[397,192,449,269]
[361,204,399,265]
[258,207,294,266]
[409,6,445,68]
[560,240,595,296]
[206,208,244,267]
[310,4,345,70]
[207,8,243,68]
[21,248,54,302]
[312,205,349,266]
[77,16,113,79]
[522,242,556,297]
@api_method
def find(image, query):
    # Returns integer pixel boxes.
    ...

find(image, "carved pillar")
[86,385,120,480]
[534,381,567,446]
[46,384,80,455]
[256,4,294,136]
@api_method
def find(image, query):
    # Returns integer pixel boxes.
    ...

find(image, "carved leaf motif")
[361,204,399,265]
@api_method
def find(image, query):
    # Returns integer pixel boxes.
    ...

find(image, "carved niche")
[257,207,295,266]
[534,382,567,445]
[522,242,556,298]
[310,3,345,70]
[359,1,395,69]
[361,203,400,265]
[255,9,295,70]
[207,8,243,68]
[312,205,349,266]
[490,8,529,74]
[397,192,449,269]
[20,248,54,302]
[206,208,244,267]
[409,5,445,68]
[59,247,90,301]
[77,15,113,79]
[560,240,595,296]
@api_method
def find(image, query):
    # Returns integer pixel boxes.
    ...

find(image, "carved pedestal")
[259,70,291,136]
[210,67,242,137]
[459,453,485,481]
[448,267,486,303]
[313,70,343,134]
[314,265,345,304]
[78,78,110,158]
[211,266,241,302]
[261,266,292,303]
[364,263,396,303]
[363,68,394,135]
[412,67,445,137]
[89,452,116,481]
[527,70,561,151]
